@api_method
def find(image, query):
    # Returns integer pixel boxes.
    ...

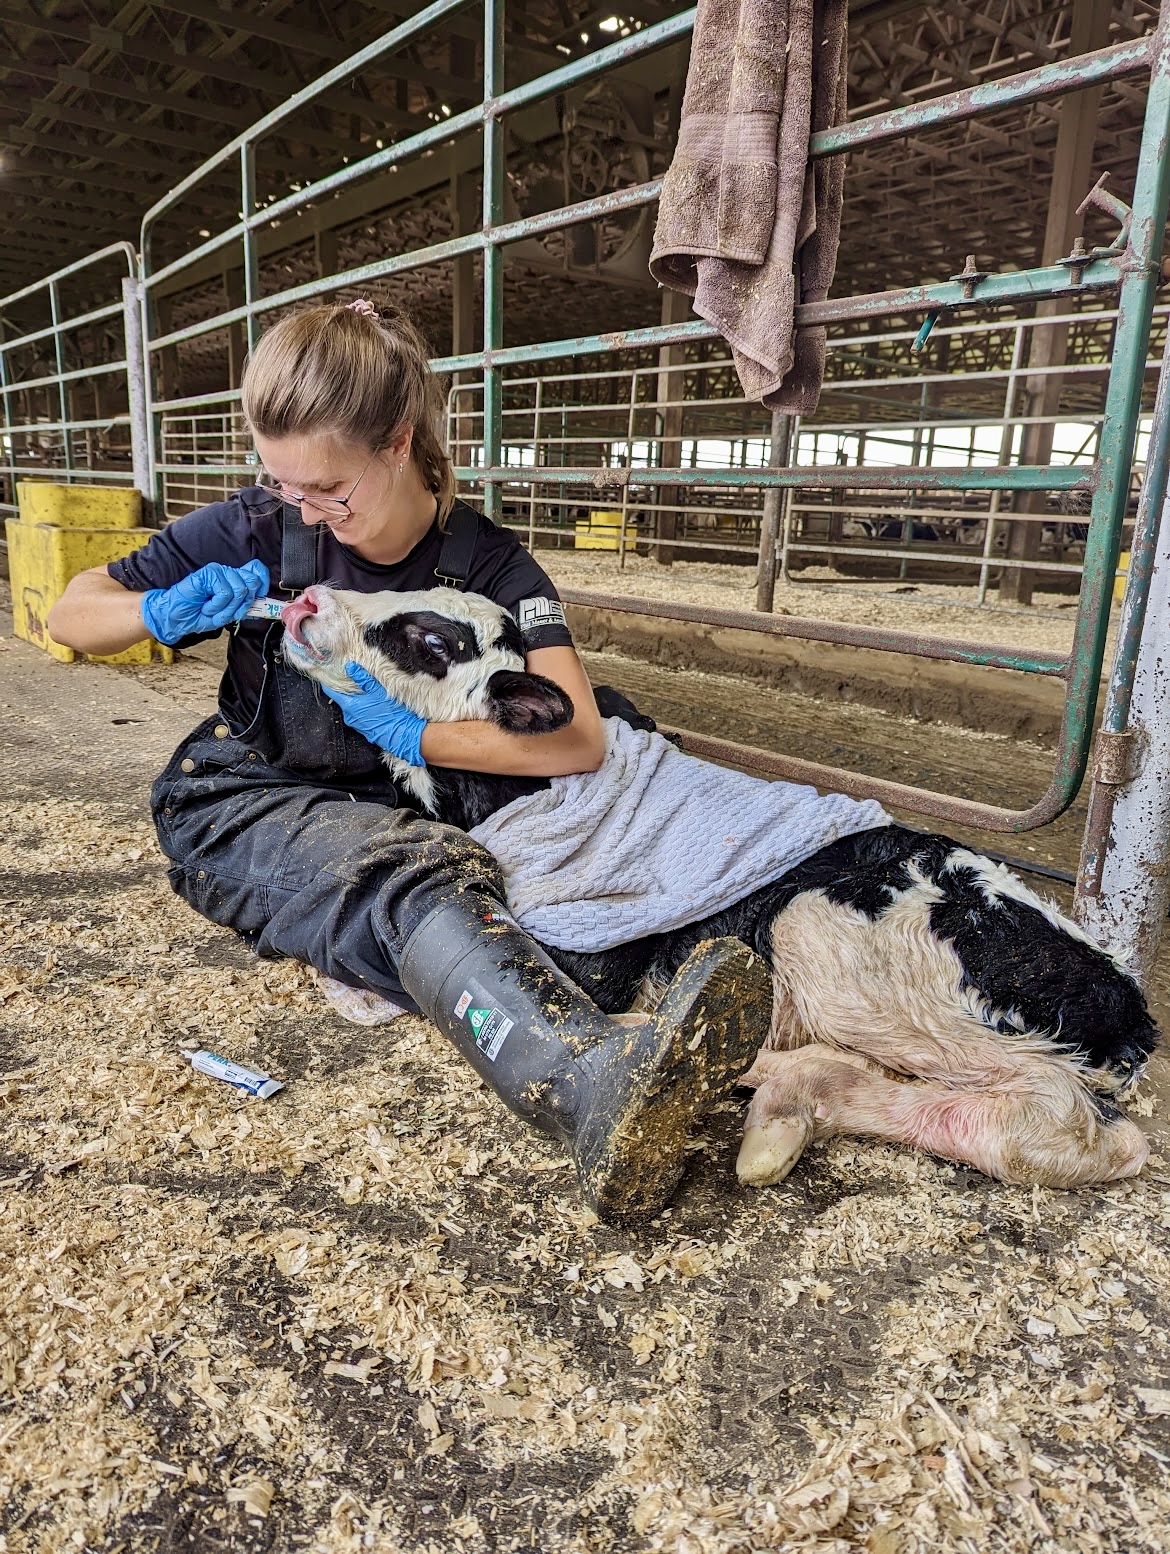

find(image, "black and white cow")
[282,584,1159,1193]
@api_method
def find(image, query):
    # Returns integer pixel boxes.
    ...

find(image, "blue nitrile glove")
[140,559,270,645]
[322,661,428,766]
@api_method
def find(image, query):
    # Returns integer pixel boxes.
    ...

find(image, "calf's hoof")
[737,1116,813,1186]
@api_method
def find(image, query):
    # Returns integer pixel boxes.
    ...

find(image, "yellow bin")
[16,481,142,530]
[8,482,172,666]
[574,508,623,551]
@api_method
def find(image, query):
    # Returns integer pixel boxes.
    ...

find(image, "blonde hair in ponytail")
[240,301,456,524]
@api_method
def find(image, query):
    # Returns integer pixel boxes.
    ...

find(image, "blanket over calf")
[469,717,890,952]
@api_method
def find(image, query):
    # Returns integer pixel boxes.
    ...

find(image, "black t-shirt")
[109,488,574,734]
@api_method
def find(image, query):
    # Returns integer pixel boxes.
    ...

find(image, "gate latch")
[1093,728,1139,786]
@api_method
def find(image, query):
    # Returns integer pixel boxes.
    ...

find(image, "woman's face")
[254,428,410,550]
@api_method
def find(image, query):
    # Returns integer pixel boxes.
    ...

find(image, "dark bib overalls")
[150,505,504,1012]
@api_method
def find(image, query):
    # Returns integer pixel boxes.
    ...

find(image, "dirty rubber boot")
[397,900,771,1221]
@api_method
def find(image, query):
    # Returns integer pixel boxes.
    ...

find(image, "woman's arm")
[47,567,152,657]
[420,644,606,777]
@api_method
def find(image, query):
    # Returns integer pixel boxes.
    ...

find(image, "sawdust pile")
[2,781,1168,1553]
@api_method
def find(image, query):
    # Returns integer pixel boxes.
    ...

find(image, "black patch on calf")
[425,769,552,832]
[928,847,1159,1082]
[363,610,482,679]
[644,822,1160,1083]
[485,670,573,733]
[494,613,526,660]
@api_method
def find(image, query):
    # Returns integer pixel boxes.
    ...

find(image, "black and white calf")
[281,584,574,827]
[282,584,1158,1192]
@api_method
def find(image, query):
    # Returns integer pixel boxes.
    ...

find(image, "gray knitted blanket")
[469,718,890,952]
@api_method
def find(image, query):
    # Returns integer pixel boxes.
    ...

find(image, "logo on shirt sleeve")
[517,597,567,636]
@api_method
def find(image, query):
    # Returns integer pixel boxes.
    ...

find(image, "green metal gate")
[0,0,1152,876]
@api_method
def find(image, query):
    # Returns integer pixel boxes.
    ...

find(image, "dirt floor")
[2,578,1169,1554]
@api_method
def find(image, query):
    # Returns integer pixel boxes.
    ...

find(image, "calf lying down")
[281,583,1158,1192]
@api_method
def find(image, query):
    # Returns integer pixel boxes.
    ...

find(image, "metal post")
[1054,6,1170,809]
[977,319,1027,603]
[528,375,542,552]
[1074,339,1170,980]
[240,143,261,357]
[481,0,505,521]
[0,330,12,516]
[755,411,791,610]
[49,280,73,480]
[121,276,153,512]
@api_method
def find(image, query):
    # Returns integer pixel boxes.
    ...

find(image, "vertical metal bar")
[756,410,791,610]
[0,332,13,514]
[778,413,802,582]
[482,0,505,521]
[49,280,73,480]
[1073,388,1170,976]
[1074,336,1170,976]
[121,276,153,511]
[618,366,638,567]
[977,319,1027,603]
[1057,10,1170,803]
[240,143,261,357]
[528,376,542,551]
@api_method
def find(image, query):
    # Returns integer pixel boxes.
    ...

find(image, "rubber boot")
[397,898,772,1221]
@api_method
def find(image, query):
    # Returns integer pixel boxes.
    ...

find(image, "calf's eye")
[423,631,448,656]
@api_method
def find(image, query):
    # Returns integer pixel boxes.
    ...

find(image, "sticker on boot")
[467,1006,514,1060]
[455,990,473,1019]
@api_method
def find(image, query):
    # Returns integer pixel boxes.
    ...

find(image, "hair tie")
[346,298,379,318]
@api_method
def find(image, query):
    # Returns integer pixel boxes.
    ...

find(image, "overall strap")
[279,502,319,593]
[433,503,478,591]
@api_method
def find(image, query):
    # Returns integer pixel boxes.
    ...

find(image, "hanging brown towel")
[650,0,848,416]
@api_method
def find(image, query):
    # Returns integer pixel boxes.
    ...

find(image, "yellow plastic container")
[6,510,173,667]
[574,508,623,551]
[16,480,142,530]
[1114,549,1130,605]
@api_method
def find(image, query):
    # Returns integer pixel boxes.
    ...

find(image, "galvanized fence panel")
[0,245,150,517]
[1,1,1166,862]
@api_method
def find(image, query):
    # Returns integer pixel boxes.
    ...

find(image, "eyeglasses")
[256,452,376,519]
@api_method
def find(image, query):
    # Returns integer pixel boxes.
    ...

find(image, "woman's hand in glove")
[322,661,428,766]
[140,559,270,644]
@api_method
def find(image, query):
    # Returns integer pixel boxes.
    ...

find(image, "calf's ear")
[485,670,574,733]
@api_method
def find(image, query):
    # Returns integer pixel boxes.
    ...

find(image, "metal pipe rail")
[129,0,1170,852]
[0,243,149,515]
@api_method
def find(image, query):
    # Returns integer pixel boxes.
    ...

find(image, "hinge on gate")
[1092,728,1139,786]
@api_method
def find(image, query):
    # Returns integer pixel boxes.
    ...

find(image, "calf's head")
[280,586,574,796]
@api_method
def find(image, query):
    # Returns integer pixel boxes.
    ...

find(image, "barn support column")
[654,286,692,567]
[999,0,1111,605]
[314,227,338,281]
[224,267,247,389]
[450,33,479,487]
[756,411,791,610]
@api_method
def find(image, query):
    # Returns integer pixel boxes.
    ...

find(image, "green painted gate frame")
[137,2,1170,836]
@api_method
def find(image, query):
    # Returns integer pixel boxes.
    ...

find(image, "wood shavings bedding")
[2,693,1168,1551]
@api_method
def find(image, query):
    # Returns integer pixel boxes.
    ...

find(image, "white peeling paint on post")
[1075,489,1170,983]
[121,275,152,512]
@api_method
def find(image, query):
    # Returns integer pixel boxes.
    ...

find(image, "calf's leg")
[737,1045,1148,1189]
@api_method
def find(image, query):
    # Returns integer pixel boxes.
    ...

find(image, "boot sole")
[577,938,772,1222]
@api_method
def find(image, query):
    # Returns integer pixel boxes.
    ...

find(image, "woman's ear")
[386,424,414,467]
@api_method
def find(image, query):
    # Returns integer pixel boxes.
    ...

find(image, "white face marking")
[281,584,527,812]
